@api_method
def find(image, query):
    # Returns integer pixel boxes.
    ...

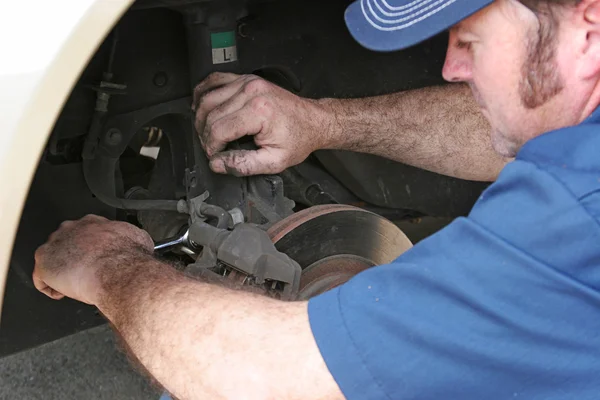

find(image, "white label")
[212,46,238,64]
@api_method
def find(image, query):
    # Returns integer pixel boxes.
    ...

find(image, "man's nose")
[442,33,473,82]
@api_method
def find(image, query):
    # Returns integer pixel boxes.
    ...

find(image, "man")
[32,0,600,398]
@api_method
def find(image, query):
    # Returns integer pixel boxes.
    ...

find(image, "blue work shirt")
[308,108,600,399]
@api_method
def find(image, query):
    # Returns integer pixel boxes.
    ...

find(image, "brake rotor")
[267,204,413,300]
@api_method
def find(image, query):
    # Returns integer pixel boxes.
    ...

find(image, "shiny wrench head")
[153,228,196,254]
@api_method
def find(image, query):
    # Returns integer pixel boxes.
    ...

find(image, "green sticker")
[211,31,236,49]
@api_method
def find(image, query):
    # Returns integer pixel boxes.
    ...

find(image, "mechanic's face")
[442,0,586,157]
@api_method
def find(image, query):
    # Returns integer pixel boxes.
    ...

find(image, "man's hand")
[193,72,335,176]
[32,215,154,305]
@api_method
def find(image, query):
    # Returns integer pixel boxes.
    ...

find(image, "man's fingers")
[34,244,47,264]
[32,270,65,300]
[209,148,284,176]
[193,79,251,139]
[32,268,46,292]
[194,76,264,141]
[204,106,266,157]
[59,220,75,229]
[82,214,108,222]
[45,288,65,300]
[192,72,245,111]
[196,83,249,143]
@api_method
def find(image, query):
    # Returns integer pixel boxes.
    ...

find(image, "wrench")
[153,228,197,255]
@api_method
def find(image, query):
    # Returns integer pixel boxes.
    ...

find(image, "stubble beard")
[519,16,564,109]
[489,17,565,157]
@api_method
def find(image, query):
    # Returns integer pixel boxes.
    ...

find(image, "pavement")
[0,324,159,400]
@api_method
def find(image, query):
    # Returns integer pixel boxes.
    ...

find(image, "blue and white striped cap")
[345,0,493,51]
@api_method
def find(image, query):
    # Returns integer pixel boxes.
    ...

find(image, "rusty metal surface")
[297,254,373,299]
[267,205,413,299]
[267,204,359,243]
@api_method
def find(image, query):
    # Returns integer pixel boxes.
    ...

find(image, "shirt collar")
[581,105,600,125]
[517,104,600,163]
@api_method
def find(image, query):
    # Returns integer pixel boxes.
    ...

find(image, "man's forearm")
[97,254,341,400]
[319,84,509,181]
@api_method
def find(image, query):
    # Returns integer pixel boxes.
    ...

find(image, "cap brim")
[345,0,493,52]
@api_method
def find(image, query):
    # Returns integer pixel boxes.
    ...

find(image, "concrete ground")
[0,324,159,400]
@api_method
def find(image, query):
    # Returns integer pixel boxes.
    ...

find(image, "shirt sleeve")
[308,159,600,400]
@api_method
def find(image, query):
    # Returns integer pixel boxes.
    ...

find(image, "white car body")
[0,0,133,314]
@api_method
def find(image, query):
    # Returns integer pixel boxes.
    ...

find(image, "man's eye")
[456,40,472,50]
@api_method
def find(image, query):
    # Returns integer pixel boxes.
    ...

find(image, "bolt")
[105,128,122,146]
[228,207,245,225]
[238,23,249,38]
[153,72,168,87]
[306,185,336,205]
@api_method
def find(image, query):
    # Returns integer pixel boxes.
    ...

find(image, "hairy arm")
[320,84,509,181]
[99,255,340,400]
[32,216,342,400]
[194,73,508,181]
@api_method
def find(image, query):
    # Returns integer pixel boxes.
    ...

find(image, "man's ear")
[577,0,600,78]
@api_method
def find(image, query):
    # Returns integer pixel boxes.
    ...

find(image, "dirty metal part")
[247,175,294,225]
[228,207,244,225]
[82,99,195,213]
[267,204,413,299]
[199,203,232,229]
[182,191,209,216]
[128,138,190,241]
[153,192,238,256]
[153,192,245,258]
[182,3,246,87]
[280,168,337,206]
[181,2,248,204]
[187,221,302,300]
[85,160,184,211]
[182,191,233,229]
[80,29,185,212]
[126,188,188,240]
[81,29,126,161]
[294,255,373,300]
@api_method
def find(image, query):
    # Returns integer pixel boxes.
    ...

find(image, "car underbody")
[2,0,487,356]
